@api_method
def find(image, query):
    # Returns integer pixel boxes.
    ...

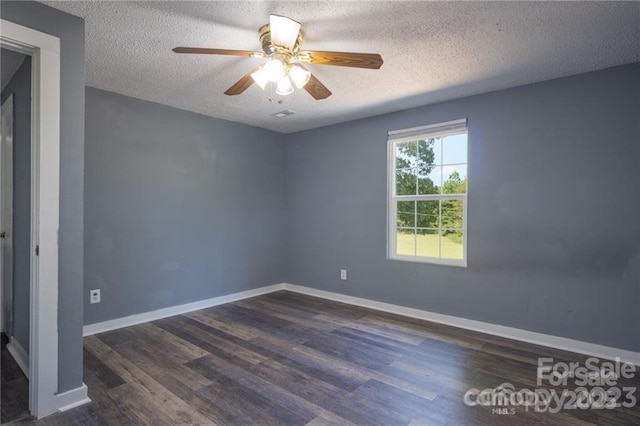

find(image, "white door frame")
[0,19,61,418]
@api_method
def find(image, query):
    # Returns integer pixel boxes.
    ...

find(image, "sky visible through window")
[395,132,467,195]
[439,133,467,180]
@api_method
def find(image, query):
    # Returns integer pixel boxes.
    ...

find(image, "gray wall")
[0,1,85,392]
[0,54,30,353]
[1,49,27,91]
[84,88,285,324]
[285,63,640,352]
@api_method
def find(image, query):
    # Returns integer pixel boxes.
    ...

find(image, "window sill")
[388,254,467,268]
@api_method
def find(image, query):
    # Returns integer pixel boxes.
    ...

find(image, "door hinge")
[35,245,39,256]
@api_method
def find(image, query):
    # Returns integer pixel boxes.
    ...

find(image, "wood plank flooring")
[9,291,640,425]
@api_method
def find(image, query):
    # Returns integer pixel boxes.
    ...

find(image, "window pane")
[441,199,464,230]
[417,138,437,169]
[431,137,443,165]
[395,141,418,169]
[418,166,441,195]
[441,228,464,259]
[442,133,467,165]
[396,201,415,228]
[442,165,467,194]
[396,229,415,256]
[416,228,439,258]
[416,200,439,228]
[396,168,417,195]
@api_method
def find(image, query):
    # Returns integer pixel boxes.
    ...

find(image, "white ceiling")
[43,1,640,134]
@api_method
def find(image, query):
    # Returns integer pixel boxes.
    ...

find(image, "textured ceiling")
[43,1,640,133]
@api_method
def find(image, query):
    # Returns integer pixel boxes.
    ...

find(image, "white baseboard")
[83,284,285,336]
[82,282,640,366]
[281,283,640,366]
[56,383,90,412]
[7,336,29,378]
[5,337,90,415]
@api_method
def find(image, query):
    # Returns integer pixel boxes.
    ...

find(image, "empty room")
[0,1,639,424]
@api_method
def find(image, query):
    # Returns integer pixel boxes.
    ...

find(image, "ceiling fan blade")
[295,51,383,69]
[173,47,265,58]
[270,15,301,50]
[304,72,332,100]
[224,66,262,96]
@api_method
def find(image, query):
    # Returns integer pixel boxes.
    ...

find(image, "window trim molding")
[388,118,467,143]
[386,119,468,267]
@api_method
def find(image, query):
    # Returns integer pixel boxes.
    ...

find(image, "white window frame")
[387,118,468,267]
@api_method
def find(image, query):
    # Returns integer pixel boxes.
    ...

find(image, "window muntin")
[388,119,467,266]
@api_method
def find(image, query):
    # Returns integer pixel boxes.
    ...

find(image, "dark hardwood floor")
[11,291,640,425]
[1,333,31,424]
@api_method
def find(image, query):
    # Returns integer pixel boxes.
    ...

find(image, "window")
[387,119,468,266]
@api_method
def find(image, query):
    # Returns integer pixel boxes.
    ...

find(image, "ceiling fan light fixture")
[288,64,311,89]
[276,75,294,96]
[250,66,270,89]
[263,58,286,82]
[173,14,382,100]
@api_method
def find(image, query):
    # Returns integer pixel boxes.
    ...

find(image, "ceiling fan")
[173,15,383,100]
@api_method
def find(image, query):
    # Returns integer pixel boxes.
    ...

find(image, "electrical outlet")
[340,269,347,280]
[90,289,101,304]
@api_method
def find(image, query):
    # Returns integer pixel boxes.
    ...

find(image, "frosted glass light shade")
[276,75,294,95]
[250,66,269,89]
[270,15,301,50]
[288,64,311,89]
[263,59,286,82]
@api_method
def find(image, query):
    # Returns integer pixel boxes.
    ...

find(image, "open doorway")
[1,47,31,423]
[0,18,69,418]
